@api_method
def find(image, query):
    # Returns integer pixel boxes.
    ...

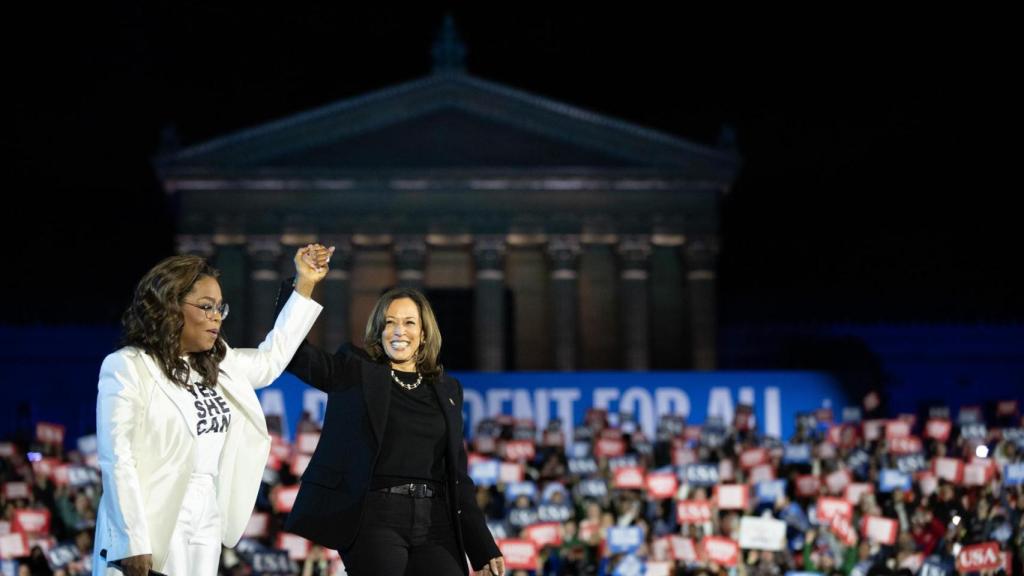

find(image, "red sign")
[861,516,898,545]
[0,532,29,560]
[924,419,952,442]
[276,532,311,561]
[243,512,269,538]
[12,509,51,536]
[291,453,312,477]
[0,443,16,458]
[579,520,600,542]
[31,458,60,480]
[273,485,300,513]
[844,483,874,505]
[715,484,749,510]
[885,420,911,439]
[3,483,29,500]
[795,475,820,498]
[497,539,539,570]
[817,442,837,460]
[964,462,994,486]
[646,472,678,499]
[998,400,1020,417]
[594,438,626,458]
[719,459,735,482]
[467,452,489,468]
[612,466,646,490]
[503,440,536,462]
[702,536,739,567]
[956,542,1002,573]
[35,423,65,445]
[499,462,524,483]
[676,500,713,524]
[817,497,853,523]
[933,457,964,484]
[830,514,858,546]
[825,470,851,494]
[918,472,938,495]
[523,522,563,549]
[889,436,923,455]
[474,436,496,454]
[672,447,696,467]
[600,428,623,441]
[739,448,769,469]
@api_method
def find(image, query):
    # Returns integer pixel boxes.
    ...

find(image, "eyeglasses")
[184,301,230,320]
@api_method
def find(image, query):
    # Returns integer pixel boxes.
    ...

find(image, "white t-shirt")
[167,366,232,477]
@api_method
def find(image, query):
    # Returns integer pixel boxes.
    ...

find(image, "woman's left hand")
[476,557,504,576]
[293,244,334,297]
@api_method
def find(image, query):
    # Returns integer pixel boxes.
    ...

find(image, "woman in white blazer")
[93,245,332,576]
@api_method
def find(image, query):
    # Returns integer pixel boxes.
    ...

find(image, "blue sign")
[576,478,608,499]
[756,479,788,504]
[506,481,537,501]
[1005,463,1024,486]
[879,469,912,492]
[606,526,645,554]
[252,550,293,576]
[613,554,646,576]
[259,371,846,441]
[538,503,573,522]
[783,444,811,464]
[469,459,499,487]
[680,464,720,487]
[542,482,569,502]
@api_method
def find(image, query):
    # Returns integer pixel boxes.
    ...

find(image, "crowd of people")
[2,395,1022,575]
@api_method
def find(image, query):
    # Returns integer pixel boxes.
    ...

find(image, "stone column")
[247,235,282,347]
[548,235,581,371]
[473,235,506,371]
[394,236,427,290]
[686,237,719,370]
[210,224,248,346]
[618,235,651,370]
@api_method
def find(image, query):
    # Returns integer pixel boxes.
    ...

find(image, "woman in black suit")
[278,285,504,576]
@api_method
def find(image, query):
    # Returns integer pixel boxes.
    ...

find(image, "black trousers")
[341,490,465,575]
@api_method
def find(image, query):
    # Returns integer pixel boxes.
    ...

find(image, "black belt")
[374,483,443,498]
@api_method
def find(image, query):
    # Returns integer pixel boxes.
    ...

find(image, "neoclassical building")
[156,25,739,372]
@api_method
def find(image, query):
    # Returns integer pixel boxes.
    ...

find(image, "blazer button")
[457,509,463,515]
[455,479,460,485]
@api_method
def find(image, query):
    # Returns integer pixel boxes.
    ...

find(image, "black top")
[370,369,448,490]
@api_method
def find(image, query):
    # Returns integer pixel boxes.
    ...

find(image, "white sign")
[738,516,786,551]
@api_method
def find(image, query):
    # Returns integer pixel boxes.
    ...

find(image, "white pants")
[160,473,222,576]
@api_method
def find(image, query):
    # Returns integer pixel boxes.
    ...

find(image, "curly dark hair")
[120,255,227,388]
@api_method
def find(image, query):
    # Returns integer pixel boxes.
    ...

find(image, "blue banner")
[469,459,499,487]
[879,469,912,492]
[756,479,787,504]
[607,526,645,554]
[258,371,846,441]
[1005,463,1024,486]
[783,444,811,464]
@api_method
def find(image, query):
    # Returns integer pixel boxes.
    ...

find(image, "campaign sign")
[568,458,598,476]
[474,435,497,454]
[469,459,499,487]
[541,482,569,502]
[889,436,923,455]
[677,500,713,524]
[863,419,886,441]
[295,432,319,455]
[959,406,983,425]
[276,533,311,561]
[702,536,740,567]
[673,446,697,467]
[35,423,64,445]
[609,455,640,471]
[844,483,873,505]
[961,424,988,441]
[669,536,698,562]
[829,514,858,546]
[925,419,952,442]
[497,539,539,570]
[499,462,524,483]
[12,510,50,536]
[933,457,964,484]
[607,526,645,554]
[523,522,563,549]
[2,484,28,501]
[918,472,938,496]
[885,420,911,440]
[825,470,851,495]
[956,542,1002,573]
[569,441,591,459]
[272,486,299,514]
[896,453,927,474]
[861,516,898,545]
[715,484,749,510]
[290,454,311,477]
[251,550,293,576]
[506,482,538,502]
[76,435,97,455]
[1004,463,1024,486]
[963,463,992,486]
[846,449,871,474]
[44,544,78,571]
[998,400,1020,417]
[594,438,626,458]
[740,448,769,469]
[816,497,853,522]
[0,533,29,560]
[738,516,786,551]
[795,475,820,498]
[542,430,565,448]
[244,512,269,539]
[756,480,787,504]
[503,440,536,462]
[0,444,15,458]
[749,464,776,484]
[878,469,912,492]
[900,553,925,574]
[680,464,719,487]
[719,459,736,482]
[816,442,837,460]
[612,554,646,576]
[783,444,811,465]
[537,503,573,523]
[843,406,863,423]
[576,479,608,499]
[646,471,679,500]
[645,561,673,576]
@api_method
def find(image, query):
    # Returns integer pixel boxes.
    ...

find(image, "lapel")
[429,375,460,455]
[217,370,268,437]
[362,362,392,444]
[135,351,196,437]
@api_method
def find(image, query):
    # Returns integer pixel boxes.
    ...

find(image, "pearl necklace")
[390,369,422,391]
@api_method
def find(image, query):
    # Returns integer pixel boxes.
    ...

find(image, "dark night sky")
[2,6,1016,325]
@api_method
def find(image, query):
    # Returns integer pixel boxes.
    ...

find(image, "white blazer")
[92,290,322,574]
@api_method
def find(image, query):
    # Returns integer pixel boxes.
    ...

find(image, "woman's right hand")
[119,553,153,576]
[294,244,335,297]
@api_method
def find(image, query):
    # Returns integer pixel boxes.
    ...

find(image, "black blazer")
[275,289,500,573]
